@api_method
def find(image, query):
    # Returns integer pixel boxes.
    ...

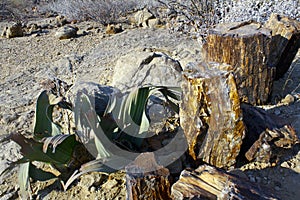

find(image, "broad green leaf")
[62,157,122,191]
[118,86,181,135]
[118,87,151,134]
[158,87,181,114]
[42,134,71,153]
[10,132,78,165]
[75,93,111,159]
[29,163,57,181]
[103,86,181,148]
[33,90,63,138]
[18,162,30,199]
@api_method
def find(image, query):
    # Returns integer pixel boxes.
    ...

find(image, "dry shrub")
[0,0,38,21]
[157,0,299,36]
[43,0,160,25]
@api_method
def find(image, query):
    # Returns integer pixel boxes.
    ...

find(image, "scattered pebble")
[275,186,281,191]
[281,94,295,105]
[90,186,96,193]
[249,176,256,183]
[255,176,262,183]
[1,113,18,124]
[274,109,281,115]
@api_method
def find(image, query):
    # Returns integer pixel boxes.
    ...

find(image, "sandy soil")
[0,17,299,199]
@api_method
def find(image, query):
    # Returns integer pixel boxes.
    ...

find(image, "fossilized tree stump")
[264,13,300,79]
[203,21,275,105]
[180,62,246,169]
[171,164,278,200]
[125,152,171,200]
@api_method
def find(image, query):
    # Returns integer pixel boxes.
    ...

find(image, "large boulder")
[68,81,122,117]
[111,50,182,92]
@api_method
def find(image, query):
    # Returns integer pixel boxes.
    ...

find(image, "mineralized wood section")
[125,153,171,200]
[240,103,300,163]
[203,21,275,105]
[171,164,278,200]
[264,13,300,79]
[180,62,245,169]
[245,125,299,163]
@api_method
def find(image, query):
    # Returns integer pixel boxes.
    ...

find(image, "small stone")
[148,18,162,29]
[262,177,268,185]
[31,33,40,37]
[249,176,256,183]
[281,94,295,105]
[40,23,50,29]
[101,179,118,190]
[28,23,40,34]
[55,25,78,40]
[274,109,281,115]
[2,113,18,124]
[55,15,68,27]
[2,22,23,38]
[90,186,96,193]
[105,24,122,34]
[134,8,154,27]
[274,186,281,191]
[255,176,262,183]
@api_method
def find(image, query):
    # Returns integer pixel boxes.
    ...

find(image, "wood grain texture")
[171,164,279,200]
[180,62,245,169]
[203,21,275,105]
[264,13,300,79]
[125,152,171,200]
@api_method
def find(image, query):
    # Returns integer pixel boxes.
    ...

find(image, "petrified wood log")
[264,13,300,79]
[203,20,275,105]
[240,103,299,163]
[125,152,171,200]
[180,62,246,169]
[171,164,278,200]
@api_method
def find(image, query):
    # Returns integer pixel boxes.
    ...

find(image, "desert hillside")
[0,1,300,199]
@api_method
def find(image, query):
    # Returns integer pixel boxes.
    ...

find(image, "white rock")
[134,8,154,27]
[55,25,78,40]
[111,50,182,92]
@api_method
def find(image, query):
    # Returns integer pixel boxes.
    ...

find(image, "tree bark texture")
[264,13,300,79]
[171,164,279,200]
[203,21,275,105]
[125,152,171,200]
[180,62,246,169]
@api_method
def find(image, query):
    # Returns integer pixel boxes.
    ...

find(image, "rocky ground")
[0,14,300,199]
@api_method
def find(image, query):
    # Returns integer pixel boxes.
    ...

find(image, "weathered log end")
[264,13,300,79]
[180,62,246,169]
[125,152,171,200]
[171,164,279,200]
[203,21,275,105]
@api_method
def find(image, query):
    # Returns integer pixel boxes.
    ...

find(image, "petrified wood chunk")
[171,164,278,200]
[203,21,275,105]
[180,62,246,169]
[264,13,300,79]
[240,103,299,163]
[125,152,171,200]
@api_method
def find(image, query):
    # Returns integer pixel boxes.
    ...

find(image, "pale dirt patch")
[0,17,299,199]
